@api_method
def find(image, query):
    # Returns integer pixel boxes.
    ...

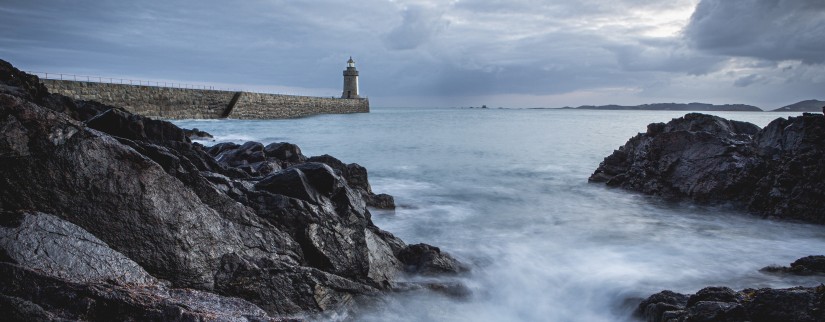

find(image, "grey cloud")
[384,5,450,50]
[609,40,726,75]
[1,0,822,107]
[733,74,766,87]
[684,0,825,64]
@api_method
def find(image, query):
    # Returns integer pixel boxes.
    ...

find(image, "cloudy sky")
[1,0,823,108]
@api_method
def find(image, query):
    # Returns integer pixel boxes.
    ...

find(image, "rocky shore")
[636,256,825,322]
[0,59,466,320]
[590,112,825,224]
[591,113,825,321]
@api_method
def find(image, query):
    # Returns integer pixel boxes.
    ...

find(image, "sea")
[174,108,825,322]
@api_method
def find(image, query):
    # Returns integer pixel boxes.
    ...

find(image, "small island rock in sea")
[591,112,825,322]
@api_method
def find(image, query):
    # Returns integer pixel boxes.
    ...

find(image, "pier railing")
[27,71,364,99]
[27,71,239,91]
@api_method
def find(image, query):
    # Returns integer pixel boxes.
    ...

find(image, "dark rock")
[686,301,746,322]
[687,287,741,307]
[265,142,307,165]
[590,112,825,224]
[0,60,463,318]
[0,59,109,122]
[368,193,396,209]
[792,256,825,273]
[86,107,190,144]
[183,127,214,140]
[307,154,396,209]
[214,253,376,315]
[744,287,822,322]
[636,286,825,322]
[0,294,54,322]
[206,142,240,156]
[761,255,825,276]
[0,211,156,285]
[255,163,340,203]
[636,290,688,322]
[0,262,280,321]
[214,141,267,167]
[397,243,468,275]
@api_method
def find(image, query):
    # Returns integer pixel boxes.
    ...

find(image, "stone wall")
[42,79,369,119]
[231,92,368,119]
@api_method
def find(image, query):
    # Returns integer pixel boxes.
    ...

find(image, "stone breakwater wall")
[230,91,368,119]
[42,79,369,119]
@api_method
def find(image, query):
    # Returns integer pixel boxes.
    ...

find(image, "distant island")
[770,99,825,112]
[561,102,762,111]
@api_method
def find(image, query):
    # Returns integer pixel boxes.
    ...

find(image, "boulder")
[590,113,825,224]
[636,290,688,322]
[86,107,190,143]
[0,262,278,321]
[0,211,280,321]
[761,255,825,276]
[397,243,469,275]
[265,142,307,166]
[307,154,396,209]
[0,211,156,285]
[183,127,214,140]
[635,286,824,322]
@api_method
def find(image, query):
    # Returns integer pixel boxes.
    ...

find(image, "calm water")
[174,108,825,322]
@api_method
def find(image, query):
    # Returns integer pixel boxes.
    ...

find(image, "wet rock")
[635,286,825,322]
[214,141,267,167]
[761,255,825,276]
[255,163,340,203]
[397,243,469,275]
[686,301,747,321]
[0,59,109,122]
[214,253,377,315]
[637,290,688,322]
[183,127,214,140]
[367,193,396,209]
[687,287,741,307]
[590,112,825,224]
[307,154,396,209]
[86,107,190,143]
[0,262,279,321]
[0,93,263,289]
[0,60,464,318]
[743,287,822,322]
[265,142,307,166]
[0,211,156,285]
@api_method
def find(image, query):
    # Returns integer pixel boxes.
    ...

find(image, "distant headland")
[562,102,761,111]
[770,99,825,112]
[555,100,825,112]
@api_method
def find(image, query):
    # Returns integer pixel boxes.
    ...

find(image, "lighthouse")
[341,57,360,99]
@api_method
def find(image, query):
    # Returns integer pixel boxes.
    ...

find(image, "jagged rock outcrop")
[397,243,469,275]
[636,286,825,322]
[184,127,214,140]
[0,211,278,321]
[204,147,396,209]
[0,211,157,285]
[0,59,462,319]
[590,112,825,224]
[761,256,825,276]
